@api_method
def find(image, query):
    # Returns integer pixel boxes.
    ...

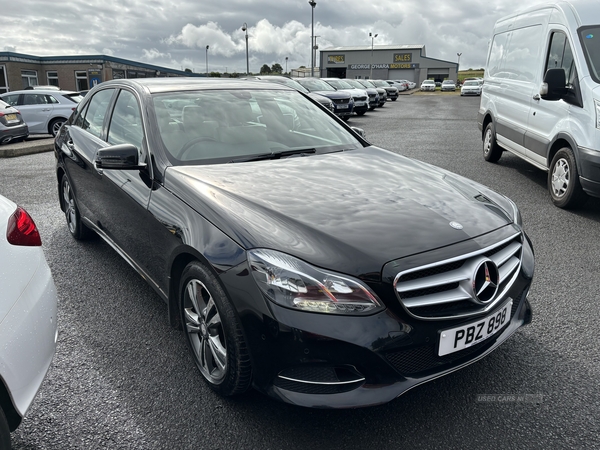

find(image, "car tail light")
[7,206,42,246]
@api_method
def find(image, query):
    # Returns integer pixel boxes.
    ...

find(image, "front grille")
[354,96,367,102]
[394,233,523,320]
[333,98,350,105]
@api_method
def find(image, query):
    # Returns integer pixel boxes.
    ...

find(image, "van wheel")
[548,147,587,209]
[483,122,502,162]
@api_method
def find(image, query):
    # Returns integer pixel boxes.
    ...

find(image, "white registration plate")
[336,104,348,109]
[438,300,512,356]
[5,113,17,122]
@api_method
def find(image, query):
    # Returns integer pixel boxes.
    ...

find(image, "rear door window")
[81,89,115,139]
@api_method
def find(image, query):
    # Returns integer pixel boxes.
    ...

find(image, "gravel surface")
[1,94,599,449]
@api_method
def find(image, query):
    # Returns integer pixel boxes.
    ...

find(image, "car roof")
[95,78,294,94]
[2,89,79,95]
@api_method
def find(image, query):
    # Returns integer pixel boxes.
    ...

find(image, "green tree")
[184,68,192,73]
[260,64,271,74]
[209,72,221,77]
[230,72,240,78]
[271,63,283,74]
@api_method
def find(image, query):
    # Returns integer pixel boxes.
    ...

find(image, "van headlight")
[595,99,600,129]
[248,249,384,315]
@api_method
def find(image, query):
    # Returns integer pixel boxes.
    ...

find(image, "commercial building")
[319,45,458,83]
[0,52,200,94]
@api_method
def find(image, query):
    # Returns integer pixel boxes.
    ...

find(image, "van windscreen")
[580,26,600,83]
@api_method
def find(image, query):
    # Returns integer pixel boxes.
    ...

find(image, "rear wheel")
[61,174,94,240]
[49,118,65,137]
[548,147,587,209]
[180,261,251,396]
[483,122,503,163]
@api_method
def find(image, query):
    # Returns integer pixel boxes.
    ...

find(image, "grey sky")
[6,0,554,74]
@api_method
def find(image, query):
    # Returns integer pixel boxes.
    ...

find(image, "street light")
[285,56,288,74]
[205,45,209,77]
[369,32,378,80]
[242,23,249,75]
[309,0,316,77]
[457,52,462,73]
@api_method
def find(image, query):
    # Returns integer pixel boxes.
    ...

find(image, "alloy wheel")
[62,179,77,233]
[183,279,227,384]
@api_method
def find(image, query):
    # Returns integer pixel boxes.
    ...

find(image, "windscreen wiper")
[228,148,316,163]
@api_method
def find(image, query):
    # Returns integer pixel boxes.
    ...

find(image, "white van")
[478,1,600,208]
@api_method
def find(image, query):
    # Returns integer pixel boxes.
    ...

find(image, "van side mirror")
[540,68,567,101]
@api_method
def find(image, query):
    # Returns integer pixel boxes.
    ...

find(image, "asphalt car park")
[1,94,599,448]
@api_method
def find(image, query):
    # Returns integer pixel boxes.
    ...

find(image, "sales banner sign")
[328,55,346,64]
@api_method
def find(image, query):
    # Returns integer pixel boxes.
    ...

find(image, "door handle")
[533,94,541,101]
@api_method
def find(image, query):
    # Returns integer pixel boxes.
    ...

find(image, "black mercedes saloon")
[54,78,534,408]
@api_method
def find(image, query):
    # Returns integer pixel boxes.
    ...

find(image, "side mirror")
[351,126,367,139]
[540,68,567,101]
[95,144,146,170]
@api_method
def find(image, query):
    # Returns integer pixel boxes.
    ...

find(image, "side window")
[45,95,59,104]
[487,32,509,78]
[546,31,575,82]
[74,101,90,128]
[503,25,543,82]
[81,89,114,139]
[1,94,20,106]
[23,94,48,105]
[107,90,144,154]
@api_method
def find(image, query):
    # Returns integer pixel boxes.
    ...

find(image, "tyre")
[0,406,10,450]
[548,147,588,209]
[49,118,65,137]
[483,122,503,163]
[61,174,94,240]
[356,111,366,116]
[180,261,251,396]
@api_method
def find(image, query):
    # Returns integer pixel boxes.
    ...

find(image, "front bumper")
[578,145,600,198]
[221,234,534,408]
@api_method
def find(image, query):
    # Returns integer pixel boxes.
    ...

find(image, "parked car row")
[0,89,84,143]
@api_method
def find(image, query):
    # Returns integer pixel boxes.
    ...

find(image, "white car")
[420,80,436,91]
[0,89,83,137]
[0,195,57,448]
[461,80,483,96]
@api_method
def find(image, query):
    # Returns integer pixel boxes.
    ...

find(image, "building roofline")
[0,51,200,76]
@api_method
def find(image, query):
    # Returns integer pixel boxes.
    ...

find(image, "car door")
[17,93,55,134]
[93,88,154,274]
[63,87,117,225]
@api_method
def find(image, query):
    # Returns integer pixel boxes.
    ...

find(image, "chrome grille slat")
[490,241,521,266]
[393,232,523,320]
[402,287,472,308]
[498,256,520,283]
[396,267,469,293]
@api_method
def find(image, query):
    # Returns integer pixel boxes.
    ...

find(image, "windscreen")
[153,89,362,165]
[579,26,600,83]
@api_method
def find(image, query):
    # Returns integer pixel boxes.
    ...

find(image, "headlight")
[595,99,600,129]
[248,249,384,315]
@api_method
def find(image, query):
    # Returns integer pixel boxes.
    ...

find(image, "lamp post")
[285,56,288,74]
[457,52,462,72]
[242,23,249,75]
[205,45,209,77]
[309,0,316,77]
[369,32,378,80]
